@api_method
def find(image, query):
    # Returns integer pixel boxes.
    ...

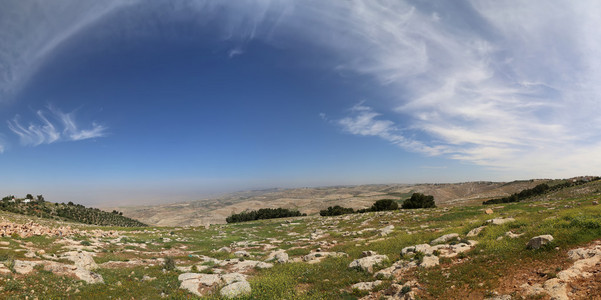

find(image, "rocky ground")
[2,180,601,299]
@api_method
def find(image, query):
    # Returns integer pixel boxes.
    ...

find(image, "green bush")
[320,205,355,216]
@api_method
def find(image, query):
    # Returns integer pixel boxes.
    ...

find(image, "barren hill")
[110,180,550,226]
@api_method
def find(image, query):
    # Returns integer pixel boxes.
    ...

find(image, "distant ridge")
[110,179,560,226]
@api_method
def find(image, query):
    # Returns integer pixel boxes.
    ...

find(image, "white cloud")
[7,106,107,146]
[2,1,601,176]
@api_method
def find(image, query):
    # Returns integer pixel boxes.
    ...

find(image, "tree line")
[226,208,306,223]
[320,193,436,216]
[0,196,146,227]
[482,177,600,205]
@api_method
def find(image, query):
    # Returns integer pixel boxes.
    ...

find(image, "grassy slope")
[0,180,600,299]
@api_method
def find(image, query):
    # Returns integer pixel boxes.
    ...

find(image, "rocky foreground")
[1,184,601,299]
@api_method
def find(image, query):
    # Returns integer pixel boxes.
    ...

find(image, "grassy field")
[1,180,601,299]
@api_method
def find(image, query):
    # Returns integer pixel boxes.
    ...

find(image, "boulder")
[73,268,104,284]
[266,250,289,263]
[217,247,231,253]
[467,226,486,237]
[303,252,346,263]
[419,255,439,268]
[274,251,289,263]
[234,250,251,258]
[527,235,554,249]
[178,273,222,296]
[351,280,382,291]
[13,260,37,274]
[401,244,433,256]
[380,225,394,236]
[430,233,459,245]
[486,218,515,225]
[221,273,247,285]
[62,251,98,270]
[361,250,378,257]
[485,209,494,215]
[230,260,273,272]
[505,231,524,239]
[349,255,388,273]
[220,281,252,299]
[0,263,11,275]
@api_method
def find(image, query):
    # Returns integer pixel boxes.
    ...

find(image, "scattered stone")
[303,252,347,264]
[351,280,382,291]
[505,231,524,239]
[485,209,494,215]
[348,255,388,273]
[467,226,486,237]
[526,235,554,249]
[593,201,599,205]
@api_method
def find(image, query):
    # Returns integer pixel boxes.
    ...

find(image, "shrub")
[320,205,354,216]
[163,257,176,271]
[402,193,436,209]
[370,199,399,212]
[401,285,411,294]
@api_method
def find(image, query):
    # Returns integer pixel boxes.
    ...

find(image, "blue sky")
[1,1,601,206]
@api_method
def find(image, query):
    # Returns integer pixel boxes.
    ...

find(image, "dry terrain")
[110,180,549,226]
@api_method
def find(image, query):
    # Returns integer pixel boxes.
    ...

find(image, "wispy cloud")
[7,106,107,146]
[0,1,136,100]
[308,1,601,177]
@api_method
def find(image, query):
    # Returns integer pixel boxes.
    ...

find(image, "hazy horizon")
[2,1,601,206]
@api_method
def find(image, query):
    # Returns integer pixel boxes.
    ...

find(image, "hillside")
[1,178,601,299]
[111,180,551,226]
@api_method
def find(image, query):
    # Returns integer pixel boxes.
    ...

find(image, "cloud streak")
[7,106,107,146]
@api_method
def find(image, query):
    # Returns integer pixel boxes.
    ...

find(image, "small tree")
[26,194,34,200]
[402,193,436,209]
[36,195,45,202]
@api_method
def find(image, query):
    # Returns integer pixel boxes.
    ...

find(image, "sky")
[1,1,601,206]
